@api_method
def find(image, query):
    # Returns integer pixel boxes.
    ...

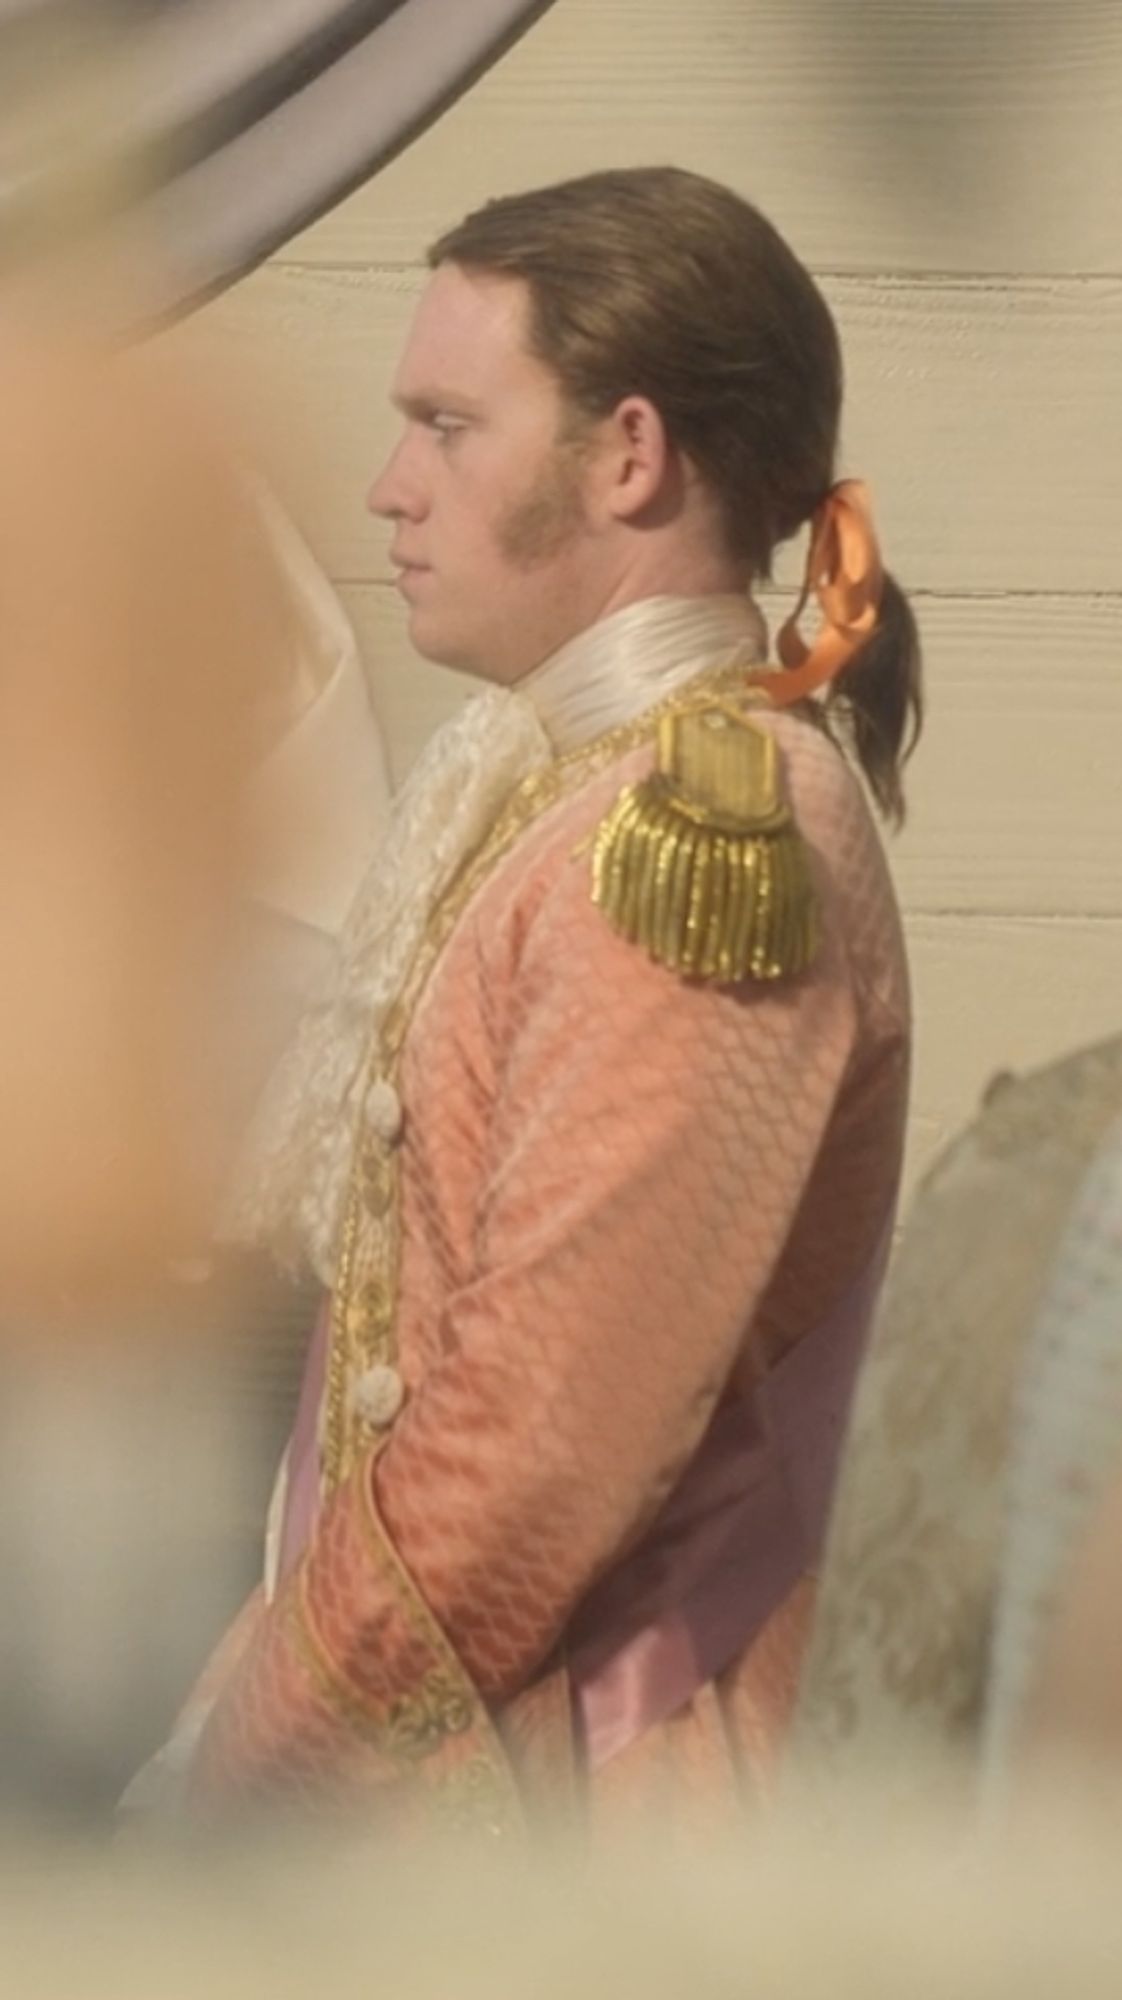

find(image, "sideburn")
[495,435,592,569]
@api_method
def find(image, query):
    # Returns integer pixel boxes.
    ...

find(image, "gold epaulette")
[590,699,819,983]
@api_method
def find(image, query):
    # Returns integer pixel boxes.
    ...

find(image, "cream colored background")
[187,0,1122,1206]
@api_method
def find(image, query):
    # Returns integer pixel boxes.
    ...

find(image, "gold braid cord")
[591,700,819,983]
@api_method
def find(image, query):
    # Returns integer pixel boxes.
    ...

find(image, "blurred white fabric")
[216,487,392,1165]
[243,488,391,941]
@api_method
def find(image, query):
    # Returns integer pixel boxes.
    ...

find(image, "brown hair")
[431,167,921,823]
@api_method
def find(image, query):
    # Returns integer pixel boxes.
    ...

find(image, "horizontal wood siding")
[286,0,1122,277]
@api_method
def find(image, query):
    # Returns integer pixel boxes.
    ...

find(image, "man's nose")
[366,437,425,521]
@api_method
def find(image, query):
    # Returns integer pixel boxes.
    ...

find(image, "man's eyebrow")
[392,389,483,420]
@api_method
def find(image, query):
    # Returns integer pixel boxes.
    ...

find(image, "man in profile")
[176,167,920,1834]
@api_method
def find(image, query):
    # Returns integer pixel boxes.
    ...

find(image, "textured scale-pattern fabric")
[381,717,908,1700]
[192,705,909,1826]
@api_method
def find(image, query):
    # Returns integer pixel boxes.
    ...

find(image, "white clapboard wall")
[183,0,1122,1215]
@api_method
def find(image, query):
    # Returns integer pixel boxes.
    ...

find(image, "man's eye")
[430,415,466,443]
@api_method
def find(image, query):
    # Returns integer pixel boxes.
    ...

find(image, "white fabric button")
[364,1077,403,1145]
[352,1363,405,1429]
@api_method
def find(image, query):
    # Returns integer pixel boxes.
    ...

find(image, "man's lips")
[391,557,431,597]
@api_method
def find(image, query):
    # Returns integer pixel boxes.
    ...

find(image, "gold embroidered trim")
[353,1463,522,1824]
[278,1470,522,1834]
[282,1594,520,1833]
[315,666,773,1815]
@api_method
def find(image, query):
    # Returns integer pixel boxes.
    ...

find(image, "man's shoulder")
[480,698,834,993]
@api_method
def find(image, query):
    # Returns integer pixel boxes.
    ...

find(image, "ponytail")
[822,571,923,827]
[758,485,924,829]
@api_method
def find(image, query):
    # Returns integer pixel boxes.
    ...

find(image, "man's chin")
[403,603,447,658]
[404,608,494,681]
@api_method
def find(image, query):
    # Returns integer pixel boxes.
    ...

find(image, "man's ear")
[596,395,672,523]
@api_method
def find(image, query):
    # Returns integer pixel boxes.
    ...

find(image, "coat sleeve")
[190,821,860,1815]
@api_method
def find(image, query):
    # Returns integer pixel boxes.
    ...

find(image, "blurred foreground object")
[8,1799,1122,1997]
[0,0,557,328]
[0,324,393,1808]
[0,325,288,1315]
[0,327,289,1808]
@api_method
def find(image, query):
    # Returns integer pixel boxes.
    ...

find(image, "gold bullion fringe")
[590,708,820,983]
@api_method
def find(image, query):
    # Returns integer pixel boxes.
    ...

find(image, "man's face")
[367,263,602,684]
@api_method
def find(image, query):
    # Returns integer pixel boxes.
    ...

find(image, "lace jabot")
[223,593,770,1282]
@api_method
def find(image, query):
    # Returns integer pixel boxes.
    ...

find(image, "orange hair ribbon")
[750,478,884,707]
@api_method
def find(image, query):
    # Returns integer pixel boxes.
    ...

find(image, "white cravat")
[520,593,768,752]
[225,592,771,1282]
